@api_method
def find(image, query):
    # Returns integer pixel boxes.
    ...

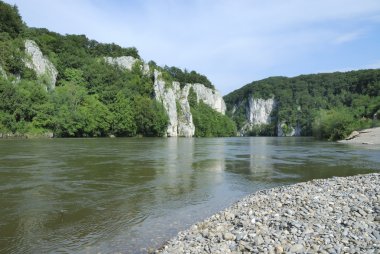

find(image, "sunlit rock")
[24,40,58,90]
[191,84,226,114]
[104,56,150,74]
[153,70,226,137]
[246,97,276,125]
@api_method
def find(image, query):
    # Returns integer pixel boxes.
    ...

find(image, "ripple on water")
[1,137,379,253]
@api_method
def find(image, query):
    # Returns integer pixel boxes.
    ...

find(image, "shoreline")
[156,174,380,253]
[338,127,380,145]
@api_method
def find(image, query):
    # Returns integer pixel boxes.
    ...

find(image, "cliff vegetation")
[0,1,232,137]
[224,70,380,140]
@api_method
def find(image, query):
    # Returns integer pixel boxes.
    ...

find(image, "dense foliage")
[0,1,228,137]
[224,70,380,140]
[0,1,167,137]
[189,88,236,137]
[0,1,24,38]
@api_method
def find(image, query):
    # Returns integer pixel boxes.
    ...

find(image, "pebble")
[157,174,380,254]
[223,232,235,241]
[275,245,283,253]
[290,243,304,253]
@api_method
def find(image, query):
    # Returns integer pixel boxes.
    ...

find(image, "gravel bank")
[157,174,380,253]
[338,127,380,145]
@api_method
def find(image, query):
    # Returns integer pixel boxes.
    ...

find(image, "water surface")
[0,137,379,253]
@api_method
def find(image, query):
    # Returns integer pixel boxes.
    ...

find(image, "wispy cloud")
[333,31,363,45]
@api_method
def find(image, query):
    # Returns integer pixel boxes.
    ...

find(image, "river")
[0,137,379,253]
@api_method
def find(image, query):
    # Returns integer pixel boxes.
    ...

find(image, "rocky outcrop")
[237,97,276,135]
[153,71,195,137]
[104,56,150,74]
[24,40,58,90]
[153,70,226,137]
[104,56,137,70]
[154,71,180,137]
[246,97,276,125]
[190,84,226,114]
[231,96,303,136]
[104,57,225,137]
[277,122,301,137]
[176,84,196,137]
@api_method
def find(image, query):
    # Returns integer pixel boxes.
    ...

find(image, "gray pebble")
[156,174,380,254]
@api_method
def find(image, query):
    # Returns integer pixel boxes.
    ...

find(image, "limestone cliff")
[104,56,227,137]
[24,40,58,90]
[104,56,150,74]
[190,84,226,114]
[247,97,276,125]
[104,56,137,70]
[153,70,195,137]
[231,95,301,136]
[153,70,227,137]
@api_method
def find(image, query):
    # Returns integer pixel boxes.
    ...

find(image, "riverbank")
[0,132,53,139]
[338,127,380,145]
[157,174,380,253]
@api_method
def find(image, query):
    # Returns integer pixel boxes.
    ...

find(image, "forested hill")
[224,69,380,140]
[0,1,236,138]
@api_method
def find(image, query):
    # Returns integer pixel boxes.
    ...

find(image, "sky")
[5,0,380,95]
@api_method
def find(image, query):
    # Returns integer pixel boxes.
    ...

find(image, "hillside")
[0,1,236,138]
[224,70,380,140]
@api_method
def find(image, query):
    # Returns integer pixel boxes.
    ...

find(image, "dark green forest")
[224,70,380,140]
[0,1,235,137]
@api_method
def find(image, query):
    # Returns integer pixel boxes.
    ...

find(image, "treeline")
[224,70,380,140]
[163,66,214,89]
[0,0,232,137]
[0,68,169,137]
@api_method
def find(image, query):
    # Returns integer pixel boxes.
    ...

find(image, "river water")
[0,137,379,253]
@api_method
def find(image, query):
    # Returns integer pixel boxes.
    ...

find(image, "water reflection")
[0,138,379,253]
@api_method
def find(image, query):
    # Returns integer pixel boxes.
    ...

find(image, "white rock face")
[277,122,302,137]
[153,70,180,137]
[153,70,226,137]
[24,40,58,90]
[191,84,226,114]
[104,56,150,74]
[104,56,137,71]
[153,71,195,137]
[176,84,195,137]
[246,97,276,125]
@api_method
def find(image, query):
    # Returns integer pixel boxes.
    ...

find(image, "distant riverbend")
[0,137,379,253]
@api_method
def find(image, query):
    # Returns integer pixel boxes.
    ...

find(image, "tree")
[0,1,24,38]
[109,93,136,136]
[133,96,168,137]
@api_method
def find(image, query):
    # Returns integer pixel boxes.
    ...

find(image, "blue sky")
[5,0,380,95]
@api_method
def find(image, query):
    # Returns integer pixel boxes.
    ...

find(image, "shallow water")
[0,137,379,253]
